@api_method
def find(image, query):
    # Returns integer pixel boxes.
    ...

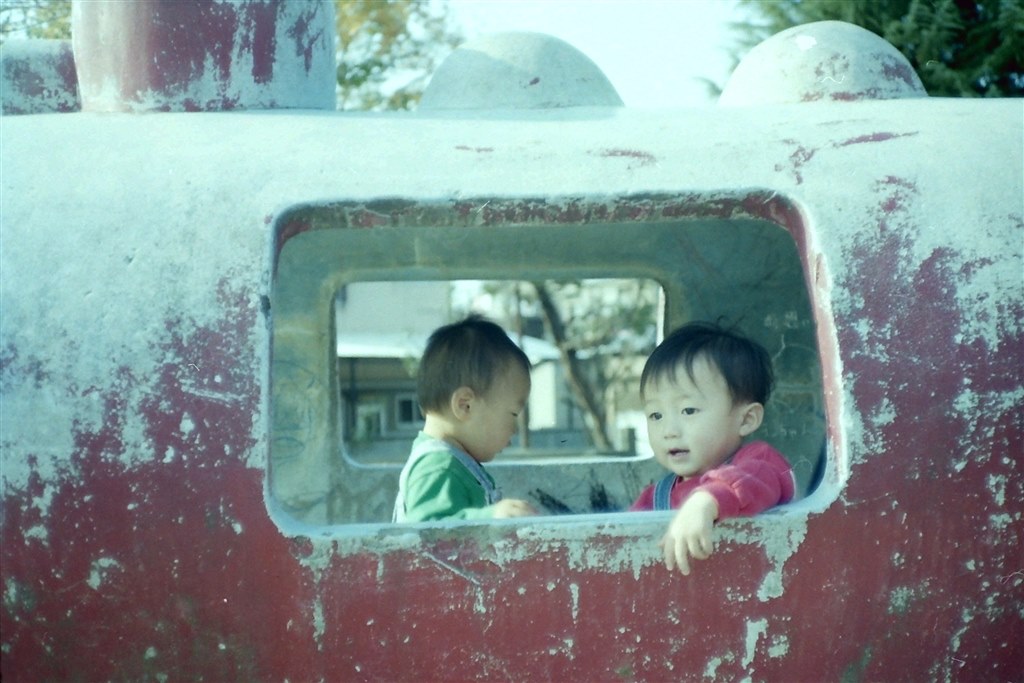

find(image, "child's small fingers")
[660,537,675,571]
[661,536,687,574]
[675,544,691,575]
[690,534,713,560]
[661,534,692,575]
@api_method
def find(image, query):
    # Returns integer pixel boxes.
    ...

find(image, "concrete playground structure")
[2,4,1021,680]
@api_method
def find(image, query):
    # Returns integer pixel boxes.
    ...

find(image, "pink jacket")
[630,441,796,516]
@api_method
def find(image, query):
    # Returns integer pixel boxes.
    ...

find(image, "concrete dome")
[720,21,927,106]
[419,32,623,110]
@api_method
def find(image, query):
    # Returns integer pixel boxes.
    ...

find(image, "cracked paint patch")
[311,597,325,651]
[767,633,790,658]
[775,139,817,184]
[87,557,123,590]
[743,618,768,668]
[887,581,931,615]
[757,519,808,601]
[834,131,919,147]
[703,653,735,680]
[986,474,1007,507]
[720,513,809,601]
[597,148,657,168]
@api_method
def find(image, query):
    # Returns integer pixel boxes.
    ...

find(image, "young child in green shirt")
[393,316,539,522]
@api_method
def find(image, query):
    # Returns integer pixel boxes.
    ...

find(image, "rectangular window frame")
[268,193,837,532]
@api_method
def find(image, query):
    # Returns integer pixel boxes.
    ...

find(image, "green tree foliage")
[736,0,1023,96]
[0,0,71,42]
[335,0,462,110]
[531,279,658,453]
[471,278,659,453]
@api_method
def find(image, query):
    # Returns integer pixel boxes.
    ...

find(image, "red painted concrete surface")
[1,9,1021,682]
[2,170,1020,678]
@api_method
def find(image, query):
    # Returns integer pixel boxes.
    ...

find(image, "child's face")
[461,364,531,463]
[643,356,755,479]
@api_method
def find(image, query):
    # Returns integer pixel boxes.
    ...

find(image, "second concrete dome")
[420,32,623,110]
[720,21,927,106]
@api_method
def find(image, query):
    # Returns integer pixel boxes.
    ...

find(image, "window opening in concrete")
[335,278,662,469]
[270,202,829,527]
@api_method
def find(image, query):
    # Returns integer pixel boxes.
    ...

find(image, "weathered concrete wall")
[2,94,1021,680]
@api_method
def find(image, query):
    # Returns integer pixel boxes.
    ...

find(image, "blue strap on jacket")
[653,472,677,511]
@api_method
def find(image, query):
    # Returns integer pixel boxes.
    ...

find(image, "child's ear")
[738,402,764,437]
[450,386,476,421]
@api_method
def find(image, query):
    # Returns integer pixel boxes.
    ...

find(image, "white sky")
[446,0,751,108]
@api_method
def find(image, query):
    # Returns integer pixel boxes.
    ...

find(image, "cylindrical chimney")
[71,0,337,112]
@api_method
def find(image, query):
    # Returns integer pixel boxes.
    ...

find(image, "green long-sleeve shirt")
[397,433,499,522]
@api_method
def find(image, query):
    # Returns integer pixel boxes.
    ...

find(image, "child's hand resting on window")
[659,490,719,574]
[492,498,538,518]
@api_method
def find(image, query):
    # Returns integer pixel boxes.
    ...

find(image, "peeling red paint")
[285,3,329,73]
[243,2,278,84]
[3,86,1021,682]
[0,344,51,389]
[139,282,260,470]
[830,235,1023,677]
[774,139,818,185]
[876,175,918,215]
[835,131,919,146]
[349,209,390,229]
[880,55,920,88]
[1,456,313,681]
[273,192,810,243]
[72,0,334,112]
[814,53,850,82]
[720,20,927,106]
[830,89,881,101]
[598,148,657,167]
[72,367,133,458]
[0,280,295,681]
[274,216,313,264]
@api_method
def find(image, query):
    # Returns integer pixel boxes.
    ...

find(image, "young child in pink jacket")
[631,322,796,574]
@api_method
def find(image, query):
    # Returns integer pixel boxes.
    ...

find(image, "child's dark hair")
[640,322,774,406]
[418,315,531,413]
